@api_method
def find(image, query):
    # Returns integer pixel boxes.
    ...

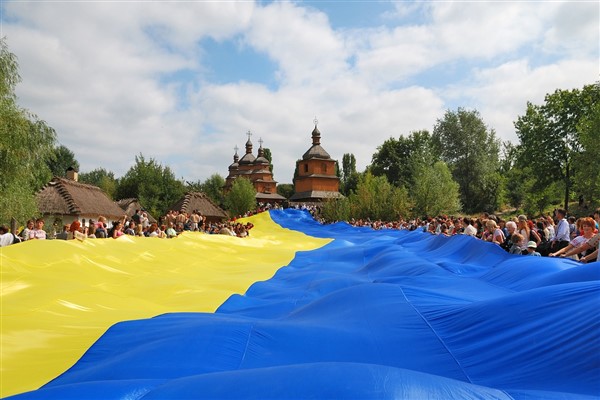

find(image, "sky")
[1,0,598,185]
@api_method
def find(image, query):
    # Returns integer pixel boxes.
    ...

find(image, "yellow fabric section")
[0,212,330,398]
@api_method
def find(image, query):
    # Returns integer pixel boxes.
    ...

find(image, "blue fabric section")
[10,209,600,399]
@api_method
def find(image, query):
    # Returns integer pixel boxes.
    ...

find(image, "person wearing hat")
[526,241,541,256]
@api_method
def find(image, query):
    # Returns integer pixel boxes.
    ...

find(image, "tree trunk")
[11,217,17,235]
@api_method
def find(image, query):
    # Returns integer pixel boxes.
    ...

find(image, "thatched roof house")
[36,176,125,226]
[169,192,228,223]
[116,198,157,224]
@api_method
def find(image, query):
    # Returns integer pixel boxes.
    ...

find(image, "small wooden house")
[169,192,228,223]
[36,173,125,229]
[116,198,157,224]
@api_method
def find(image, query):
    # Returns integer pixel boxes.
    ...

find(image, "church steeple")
[238,130,256,165]
[255,137,269,165]
[302,118,330,160]
[245,130,253,154]
[228,145,239,173]
[312,117,321,146]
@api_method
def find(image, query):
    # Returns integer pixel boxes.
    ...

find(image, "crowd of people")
[0,208,256,245]
[1,204,598,265]
[342,208,599,263]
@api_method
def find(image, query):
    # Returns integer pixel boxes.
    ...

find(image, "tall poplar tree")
[433,108,500,213]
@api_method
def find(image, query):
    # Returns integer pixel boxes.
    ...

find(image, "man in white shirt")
[463,217,477,236]
[0,225,20,247]
[550,209,570,252]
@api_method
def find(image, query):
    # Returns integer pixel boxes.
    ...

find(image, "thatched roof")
[116,198,157,223]
[169,192,228,221]
[36,177,125,220]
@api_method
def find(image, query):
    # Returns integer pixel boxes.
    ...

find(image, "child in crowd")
[509,233,524,255]
[526,241,541,256]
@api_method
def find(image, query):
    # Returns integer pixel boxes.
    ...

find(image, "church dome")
[238,134,256,165]
[302,123,331,160]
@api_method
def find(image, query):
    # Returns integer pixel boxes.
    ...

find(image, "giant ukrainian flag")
[1,209,599,399]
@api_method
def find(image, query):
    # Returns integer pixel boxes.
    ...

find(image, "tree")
[514,83,600,211]
[340,153,357,195]
[115,154,185,218]
[573,101,600,204]
[412,161,461,217]
[79,168,117,199]
[343,171,361,196]
[277,183,294,199]
[224,177,256,217]
[348,172,411,221]
[200,174,225,206]
[370,130,440,190]
[263,148,273,172]
[370,137,407,188]
[320,196,351,222]
[433,108,501,213]
[0,37,56,226]
[47,144,79,177]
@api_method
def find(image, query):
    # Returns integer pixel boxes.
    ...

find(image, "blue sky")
[1,1,598,184]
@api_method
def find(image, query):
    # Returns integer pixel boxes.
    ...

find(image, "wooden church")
[224,132,286,203]
[289,121,342,203]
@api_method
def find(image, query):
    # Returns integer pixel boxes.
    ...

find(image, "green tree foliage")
[343,171,361,196]
[412,161,461,217]
[263,148,273,172]
[200,174,225,206]
[514,83,600,210]
[276,183,294,199]
[79,168,117,199]
[522,180,562,216]
[224,177,256,217]
[320,196,351,222]
[321,172,411,223]
[47,144,80,177]
[433,108,501,213]
[370,137,408,187]
[341,153,356,180]
[0,37,56,225]
[370,130,440,190]
[115,154,185,218]
[573,101,600,203]
[340,153,357,195]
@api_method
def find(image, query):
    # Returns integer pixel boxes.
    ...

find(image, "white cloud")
[542,1,600,57]
[452,58,599,143]
[2,0,597,187]
[244,2,350,86]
